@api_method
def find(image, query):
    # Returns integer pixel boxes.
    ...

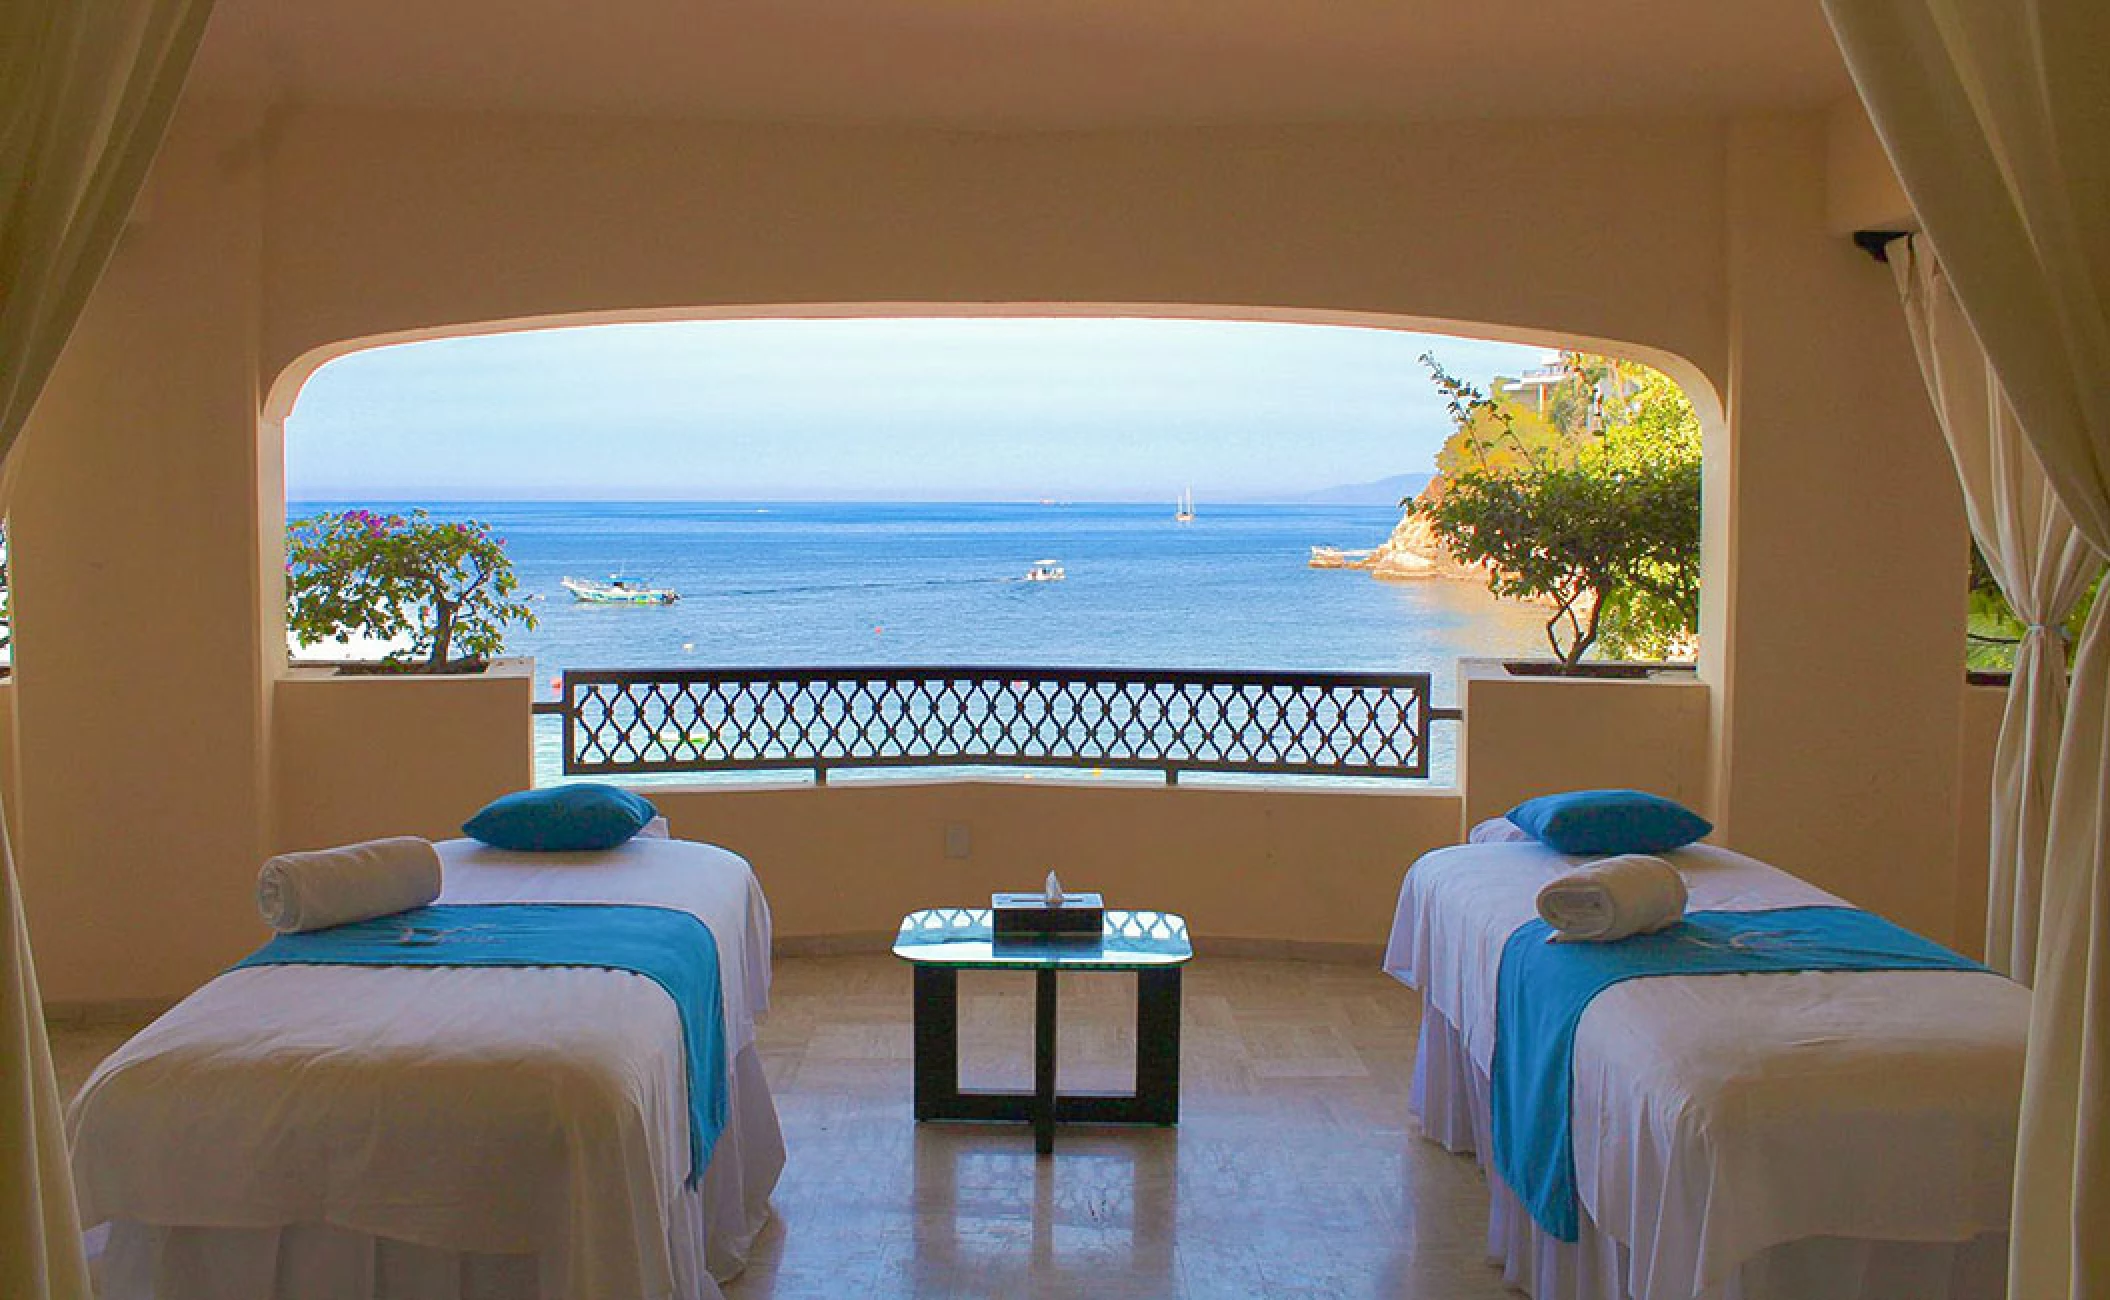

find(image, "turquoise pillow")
[1506,789,1711,855]
[463,785,659,852]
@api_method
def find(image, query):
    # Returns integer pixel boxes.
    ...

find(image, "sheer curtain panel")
[0,3,215,1297]
[1890,236,2099,980]
[1823,4,2110,1298]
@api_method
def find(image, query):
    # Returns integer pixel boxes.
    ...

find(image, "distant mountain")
[1277,472,1434,507]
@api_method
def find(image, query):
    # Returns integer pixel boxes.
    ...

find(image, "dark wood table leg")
[1134,967,1182,1125]
[910,958,1184,1145]
[1034,968,1058,1154]
[913,965,959,1121]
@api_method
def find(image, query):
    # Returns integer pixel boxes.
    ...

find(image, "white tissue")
[1045,871,1065,905]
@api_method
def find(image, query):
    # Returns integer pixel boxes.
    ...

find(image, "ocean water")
[289,500,1553,786]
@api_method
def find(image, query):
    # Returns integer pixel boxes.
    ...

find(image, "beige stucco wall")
[10,95,1981,1000]
[1951,681,2007,961]
[1457,661,1712,832]
[256,109,1731,394]
[1825,97,1914,235]
[1701,117,1969,944]
[10,104,276,1005]
[653,780,1457,953]
[272,659,535,854]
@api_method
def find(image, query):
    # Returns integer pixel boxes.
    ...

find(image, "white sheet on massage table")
[1382,841,2029,1299]
[67,836,776,1300]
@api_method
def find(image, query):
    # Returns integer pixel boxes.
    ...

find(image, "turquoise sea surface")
[289,500,1553,786]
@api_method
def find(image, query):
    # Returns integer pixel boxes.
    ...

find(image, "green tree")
[287,509,535,672]
[1966,543,2103,672]
[1423,353,1571,478]
[1412,458,1700,667]
[1411,354,1704,665]
[1579,362,1704,657]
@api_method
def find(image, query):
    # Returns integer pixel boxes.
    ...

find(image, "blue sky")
[285,318,1551,502]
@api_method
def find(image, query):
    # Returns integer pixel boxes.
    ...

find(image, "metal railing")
[535,665,1459,784]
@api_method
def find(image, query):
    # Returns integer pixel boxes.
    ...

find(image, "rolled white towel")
[1535,853,1688,942]
[256,837,443,934]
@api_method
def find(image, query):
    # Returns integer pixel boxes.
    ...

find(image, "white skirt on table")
[1411,1006,2008,1300]
[90,1042,782,1300]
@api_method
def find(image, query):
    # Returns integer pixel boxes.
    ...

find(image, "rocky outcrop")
[1308,546,1377,570]
[1369,512,1443,580]
[1367,477,1484,582]
[1308,475,1501,584]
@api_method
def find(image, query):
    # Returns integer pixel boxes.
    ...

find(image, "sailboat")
[1174,487,1195,523]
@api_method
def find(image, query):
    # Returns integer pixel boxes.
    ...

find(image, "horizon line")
[283,492,1425,508]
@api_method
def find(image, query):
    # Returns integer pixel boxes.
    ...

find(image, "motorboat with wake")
[560,574,680,604]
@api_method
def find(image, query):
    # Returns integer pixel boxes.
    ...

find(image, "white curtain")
[1823,4,2110,1298]
[0,3,215,1297]
[1890,236,2100,980]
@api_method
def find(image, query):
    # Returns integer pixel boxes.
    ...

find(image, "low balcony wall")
[271,658,1456,954]
[650,779,1460,956]
[273,657,534,852]
[1458,657,2004,954]
[256,657,2000,962]
[1457,657,1713,830]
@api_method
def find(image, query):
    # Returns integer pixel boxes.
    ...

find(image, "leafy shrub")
[1413,355,1702,667]
[1966,543,2101,673]
[287,509,535,672]
[1413,459,1700,667]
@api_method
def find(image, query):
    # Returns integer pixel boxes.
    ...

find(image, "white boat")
[1024,559,1066,583]
[1175,488,1195,523]
[561,574,680,605]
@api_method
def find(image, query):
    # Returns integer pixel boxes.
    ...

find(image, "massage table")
[68,835,784,1300]
[1384,836,2029,1300]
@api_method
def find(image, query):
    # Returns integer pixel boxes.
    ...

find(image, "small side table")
[892,908,1194,1155]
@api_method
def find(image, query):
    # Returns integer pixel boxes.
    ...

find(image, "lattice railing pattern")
[554,665,1443,781]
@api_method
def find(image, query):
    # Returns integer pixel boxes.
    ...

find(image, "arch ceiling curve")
[264,303,1722,435]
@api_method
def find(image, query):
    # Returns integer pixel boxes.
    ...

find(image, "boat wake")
[712,575,1006,598]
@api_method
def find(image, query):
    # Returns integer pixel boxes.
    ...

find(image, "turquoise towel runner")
[1491,904,1985,1242]
[236,903,726,1186]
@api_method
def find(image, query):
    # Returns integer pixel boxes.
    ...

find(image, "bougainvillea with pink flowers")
[286,509,535,671]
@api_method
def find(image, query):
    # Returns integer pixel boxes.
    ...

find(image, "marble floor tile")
[725,954,1514,1299]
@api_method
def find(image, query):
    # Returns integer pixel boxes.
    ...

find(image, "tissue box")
[992,891,1105,938]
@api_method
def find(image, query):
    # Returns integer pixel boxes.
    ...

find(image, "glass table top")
[893,908,1193,969]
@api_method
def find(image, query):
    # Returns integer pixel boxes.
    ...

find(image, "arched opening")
[264,304,1725,790]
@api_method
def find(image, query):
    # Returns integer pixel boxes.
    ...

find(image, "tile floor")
[52,954,1517,1300]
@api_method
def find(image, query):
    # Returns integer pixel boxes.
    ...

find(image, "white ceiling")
[187,0,1855,128]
